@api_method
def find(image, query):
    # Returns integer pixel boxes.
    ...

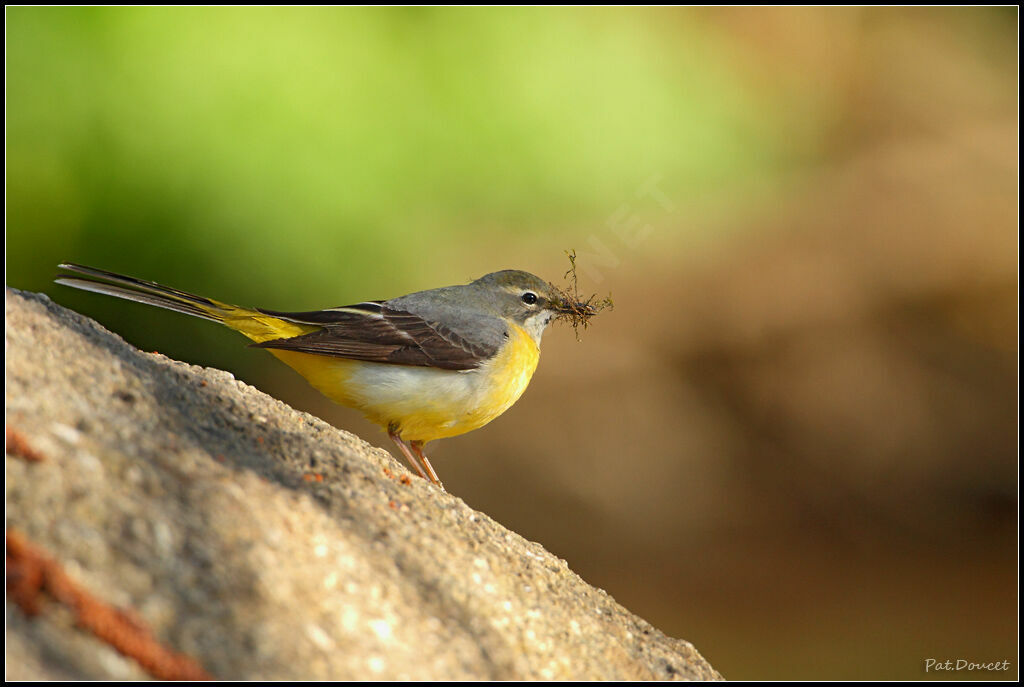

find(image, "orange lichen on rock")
[6,427,46,462]
[6,529,212,681]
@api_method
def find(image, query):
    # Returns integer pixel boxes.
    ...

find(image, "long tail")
[55,263,315,344]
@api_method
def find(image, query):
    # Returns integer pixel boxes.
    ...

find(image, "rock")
[4,288,722,681]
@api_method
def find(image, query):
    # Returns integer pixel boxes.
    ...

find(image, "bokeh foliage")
[8,7,813,301]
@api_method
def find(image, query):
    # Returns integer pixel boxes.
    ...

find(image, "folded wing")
[252,302,502,371]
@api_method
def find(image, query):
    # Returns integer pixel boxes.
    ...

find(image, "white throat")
[522,310,555,346]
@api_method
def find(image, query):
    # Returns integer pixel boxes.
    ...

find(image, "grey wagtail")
[56,263,596,490]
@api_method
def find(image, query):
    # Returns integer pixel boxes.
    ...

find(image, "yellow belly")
[268,323,541,443]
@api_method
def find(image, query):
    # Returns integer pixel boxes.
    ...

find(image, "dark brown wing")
[250,302,500,371]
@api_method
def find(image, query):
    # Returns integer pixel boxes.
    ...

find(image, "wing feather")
[251,305,501,370]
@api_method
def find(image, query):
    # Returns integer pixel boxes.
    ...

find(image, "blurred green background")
[7,7,1017,680]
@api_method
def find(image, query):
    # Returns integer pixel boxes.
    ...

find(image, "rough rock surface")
[4,288,721,681]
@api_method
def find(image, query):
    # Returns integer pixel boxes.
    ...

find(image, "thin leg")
[388,430,428,481]
[410,441,445,492]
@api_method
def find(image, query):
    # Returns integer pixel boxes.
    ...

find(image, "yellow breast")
[268,323,541,443]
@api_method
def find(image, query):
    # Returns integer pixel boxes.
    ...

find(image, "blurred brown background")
[8,7,1017,679]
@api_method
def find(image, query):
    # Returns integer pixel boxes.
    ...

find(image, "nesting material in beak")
[551,250,614,339]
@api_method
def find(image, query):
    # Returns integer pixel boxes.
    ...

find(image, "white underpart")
[344,358,490,429]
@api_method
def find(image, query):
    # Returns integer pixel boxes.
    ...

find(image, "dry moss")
[551,250,614,339]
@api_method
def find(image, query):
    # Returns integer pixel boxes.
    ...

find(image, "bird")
[55,263,595,490]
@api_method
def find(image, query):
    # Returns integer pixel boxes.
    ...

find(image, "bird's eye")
[521,292,538,305]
